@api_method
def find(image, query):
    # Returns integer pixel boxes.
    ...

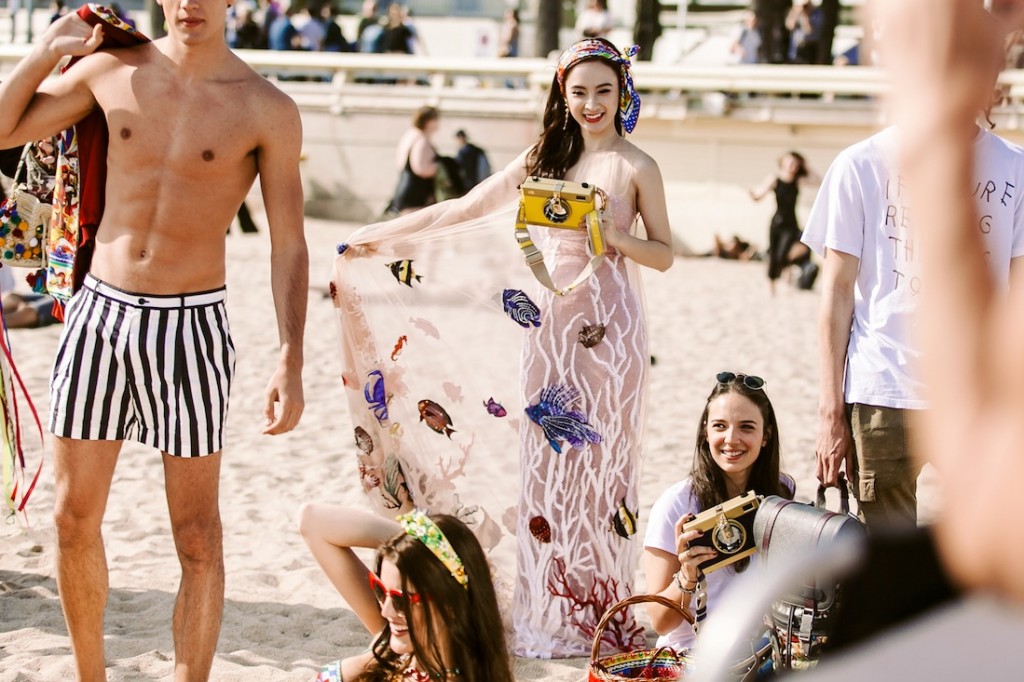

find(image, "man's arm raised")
[0,13,103,148]
[258,88,307,435]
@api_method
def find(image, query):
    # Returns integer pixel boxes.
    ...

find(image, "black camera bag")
[753,476,865,671]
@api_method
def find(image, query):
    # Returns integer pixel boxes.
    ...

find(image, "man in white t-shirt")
[802,123,1024,529]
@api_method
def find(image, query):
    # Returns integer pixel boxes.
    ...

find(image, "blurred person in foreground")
[875,0,1024,605]
[802,7,1024,530]
[797,2,1024,675]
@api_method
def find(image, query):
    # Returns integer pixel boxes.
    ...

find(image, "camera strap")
[514,191,606,297]
[692,575,708,636]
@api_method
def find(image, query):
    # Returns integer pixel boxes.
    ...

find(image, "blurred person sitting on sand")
[749,151,816,295]
[576,0,613,39]
[386,106,439,215]
[643,372,794,653]
[707,233,759,261]
[299,507,514,682]
[333,37,673,657]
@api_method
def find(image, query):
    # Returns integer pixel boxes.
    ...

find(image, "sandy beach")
[0,213,941,681]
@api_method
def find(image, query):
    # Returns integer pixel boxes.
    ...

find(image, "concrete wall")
[296,105,886,253]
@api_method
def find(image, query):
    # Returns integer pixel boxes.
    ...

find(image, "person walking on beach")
[454,129,490,191]
[0,3,308,679]
[332,37,673,658]
[749,150,815,295]
[802,92,1024,530]
[386,105,439,215]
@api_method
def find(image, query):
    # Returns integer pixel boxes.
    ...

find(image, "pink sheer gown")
[332,141,650,658]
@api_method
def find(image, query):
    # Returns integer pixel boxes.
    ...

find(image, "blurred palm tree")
[146,0,166,38]
[535,0,560,59]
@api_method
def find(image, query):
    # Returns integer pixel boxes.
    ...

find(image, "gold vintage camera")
[519,177,598,229]
[515,177,606,296]
[682,491,760,574]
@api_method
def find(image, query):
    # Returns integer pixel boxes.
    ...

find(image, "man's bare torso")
[84,39,277,294]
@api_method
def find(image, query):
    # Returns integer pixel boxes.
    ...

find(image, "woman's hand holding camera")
[597,210,619,250]
[674,513,716,591]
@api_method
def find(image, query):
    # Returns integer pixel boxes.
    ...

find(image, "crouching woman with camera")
[642,372,794,652]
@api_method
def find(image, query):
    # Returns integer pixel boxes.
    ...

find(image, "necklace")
[398,655,461,680]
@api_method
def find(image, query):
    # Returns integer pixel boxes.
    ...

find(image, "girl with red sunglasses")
[299,506,513,682]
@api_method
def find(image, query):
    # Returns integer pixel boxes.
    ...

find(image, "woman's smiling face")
[564,60,619,135]
[705,391,767,493]
[377,559,423,655]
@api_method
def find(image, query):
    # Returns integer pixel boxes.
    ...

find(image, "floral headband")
[556,40,642,134]
[397,510,468,589]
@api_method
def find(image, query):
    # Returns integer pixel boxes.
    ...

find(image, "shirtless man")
[0,1,307,679]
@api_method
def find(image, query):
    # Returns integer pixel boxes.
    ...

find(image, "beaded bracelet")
[674,571,698,595]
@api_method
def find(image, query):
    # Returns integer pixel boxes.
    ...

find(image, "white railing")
[2,46,1024,123]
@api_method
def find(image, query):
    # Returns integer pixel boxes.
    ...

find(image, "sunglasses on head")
[368,570,423,609]
[716,371,766,391]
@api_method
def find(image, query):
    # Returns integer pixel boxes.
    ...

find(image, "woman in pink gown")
[329,37,673,657]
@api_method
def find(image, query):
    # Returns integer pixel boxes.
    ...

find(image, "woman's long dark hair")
[690,377,793,571]
[354,514,513,682]
[526,36,624,179]
[786,151,809,180]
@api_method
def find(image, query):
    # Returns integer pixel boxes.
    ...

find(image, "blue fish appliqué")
[525,384,602,453]
[364,370,388,425]
[502,289,541,328]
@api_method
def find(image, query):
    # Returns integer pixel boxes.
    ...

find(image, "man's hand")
[815,410,854,487]
[43,13,104,59]
[263,363,304,435]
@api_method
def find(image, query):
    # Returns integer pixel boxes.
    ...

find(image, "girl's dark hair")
[354,514,513,682]
[690,376,793,572]
[526,36,623,179]
[412,106,440,131]
[786,151,809,180]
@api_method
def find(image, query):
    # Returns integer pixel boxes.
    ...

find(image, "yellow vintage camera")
[519,177,597,229]
[683,491,760,574]
[514,177,606,296]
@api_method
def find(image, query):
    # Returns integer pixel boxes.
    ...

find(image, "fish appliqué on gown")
[332,143,650,657]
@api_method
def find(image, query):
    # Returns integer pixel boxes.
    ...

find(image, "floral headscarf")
[556,40,642,134]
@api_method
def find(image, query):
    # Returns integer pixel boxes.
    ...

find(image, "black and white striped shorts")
[49,274,236,457]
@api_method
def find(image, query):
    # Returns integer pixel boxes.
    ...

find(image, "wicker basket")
[588,594,696,681]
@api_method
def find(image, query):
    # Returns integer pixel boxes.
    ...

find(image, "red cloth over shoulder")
[51,5,149,320]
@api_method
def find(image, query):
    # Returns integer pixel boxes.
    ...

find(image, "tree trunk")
[146,0,166,38]
[535,0,561,60]
[634,0,662,61]
[754,0,793,64]
[816,0,839,65]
